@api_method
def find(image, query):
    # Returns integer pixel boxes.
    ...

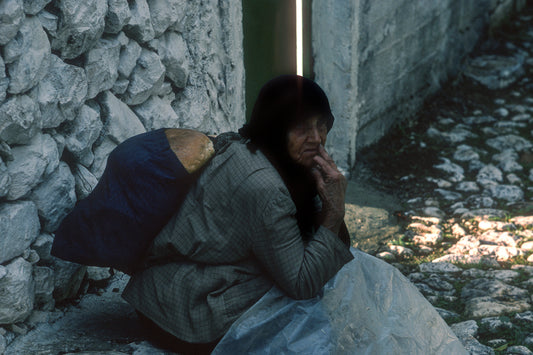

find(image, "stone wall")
[0,0,244,332]
[313,0,526,173]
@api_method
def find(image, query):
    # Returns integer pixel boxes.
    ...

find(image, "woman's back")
[123,138,353,343]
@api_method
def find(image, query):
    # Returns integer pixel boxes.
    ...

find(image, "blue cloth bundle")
[52,129,194,274]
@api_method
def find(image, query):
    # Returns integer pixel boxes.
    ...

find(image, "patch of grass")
[524,189,533,203]
[499,255,531,269]
[488,213,512,222]
[477,314,533,353]
[512,268,533,286]
[389,234,410,247]
[521,160,533,173]
[396,250,448,269]
[452,262,496,271]
[515,224,526,232]
[442,232,459,244]
[430,279,469,326]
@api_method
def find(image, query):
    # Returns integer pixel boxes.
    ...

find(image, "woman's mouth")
[302,148,318,155]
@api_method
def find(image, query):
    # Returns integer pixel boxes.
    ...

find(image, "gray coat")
[122,139,353,343]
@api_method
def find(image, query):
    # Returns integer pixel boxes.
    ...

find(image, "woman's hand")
[310,145,347,235]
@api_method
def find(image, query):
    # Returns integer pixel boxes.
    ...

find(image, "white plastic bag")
[213,248,467,354]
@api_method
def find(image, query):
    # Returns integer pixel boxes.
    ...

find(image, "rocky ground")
[351,8,533,355]
[5,6,533,355]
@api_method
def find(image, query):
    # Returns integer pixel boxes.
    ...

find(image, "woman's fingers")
[317,145,335,165]
[313,155,333,177]
[312,155,346,196]
[311,146,347,234]
[313,156,342,183]
[310,166,324,185]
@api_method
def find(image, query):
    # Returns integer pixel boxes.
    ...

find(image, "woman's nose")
[307,127,321,143]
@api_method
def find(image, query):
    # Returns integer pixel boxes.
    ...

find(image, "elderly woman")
[122,75,353,352]
[123,76,466,354]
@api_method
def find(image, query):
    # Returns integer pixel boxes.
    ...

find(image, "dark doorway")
[242,0,313,120]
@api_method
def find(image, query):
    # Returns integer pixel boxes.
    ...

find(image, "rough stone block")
[132,95,178,130]
[0,55,9,102]
[123,0,154,43]
[0,257,34,324]
[480,316,514,333]
[51,259,86,303]
[33,266,54,309]
[5,133,58,200]
[454,145,480,162]
[419,262,462,274]
[31,233,54,266]
[86,266,112,282]
[464,296,530,318]
[490,0,519,31]
[487,184,524,203]
[118,38,141,78]
[22,0,51,15]
[0,160,10,198]
[111,77,129,95]
[30,162,76,233]
[36,10,58,37]
[0,95,41,145]
[158,31,189,88]
[30,55,88,128]
[462,278,529,301]
[90,136,117,179]
[4,16,50,94]
[105,0,131,34]
[51,0,107,59]
[0,201,40,265]
[148,0,184,36]
[77,149,95,168]
[64,104,103,160]
[0,0,24,46]
[25,310,51,327]
[450,319,500,354]
[434,158,465,183]
[121,48,165,105]
[99,91,145,143]
[477,164,503,187]
[85,37,121,99]
[72,164,98,200]
[171,85,211,130]
[486,134,532,152]
[23,249,40,264]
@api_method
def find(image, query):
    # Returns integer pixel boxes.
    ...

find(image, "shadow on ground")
[5,276,174,355]
[344,178,404,255]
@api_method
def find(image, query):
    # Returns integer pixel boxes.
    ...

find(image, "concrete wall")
[0,0,244,332]
[314,0,526,173]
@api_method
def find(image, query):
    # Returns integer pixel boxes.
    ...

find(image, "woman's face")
[287,115,328,169]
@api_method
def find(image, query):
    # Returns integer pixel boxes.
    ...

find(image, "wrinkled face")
[287,115,328,169]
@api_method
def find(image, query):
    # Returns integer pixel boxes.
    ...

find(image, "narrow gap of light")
[296,0,303,76]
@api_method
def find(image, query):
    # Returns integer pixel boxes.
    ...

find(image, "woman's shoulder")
[192,139,285,202]
[210,141,288,200]
[234,143,285,183]
[211,140,278,177]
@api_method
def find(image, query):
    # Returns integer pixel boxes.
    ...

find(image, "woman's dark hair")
[239,75,335,237]
[239,75,334,157]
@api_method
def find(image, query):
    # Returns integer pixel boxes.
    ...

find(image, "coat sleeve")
[250,186,354,300]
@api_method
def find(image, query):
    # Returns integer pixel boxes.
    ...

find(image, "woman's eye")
[294,123,308,132]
